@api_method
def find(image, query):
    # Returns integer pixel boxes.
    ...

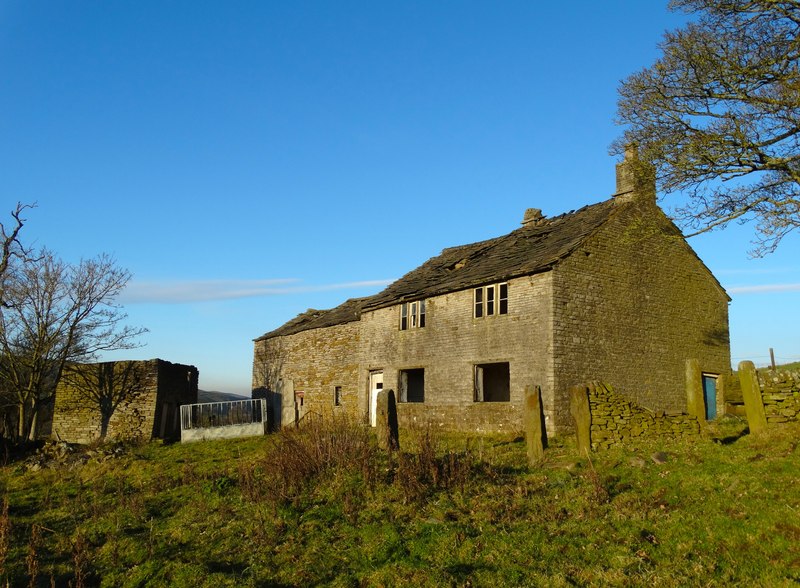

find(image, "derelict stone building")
[252,152,731,435]
[52,358,198,444]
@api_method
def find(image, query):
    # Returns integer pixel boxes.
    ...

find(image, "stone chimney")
[614,143,656,203]
[521,208,545,226]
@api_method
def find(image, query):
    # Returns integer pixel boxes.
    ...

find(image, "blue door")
[702,375,717,420]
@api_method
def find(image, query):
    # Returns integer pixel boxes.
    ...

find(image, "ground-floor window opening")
[399,368,425,403]
[334,385,342,407]
[474,362,510,402]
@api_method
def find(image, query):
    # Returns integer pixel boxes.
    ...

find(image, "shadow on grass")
[713,426,750,445]
[444,561,494,583]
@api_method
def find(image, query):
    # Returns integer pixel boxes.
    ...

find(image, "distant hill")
[197,390,250,403]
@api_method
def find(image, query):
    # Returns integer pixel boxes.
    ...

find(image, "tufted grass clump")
[243,415,383,504]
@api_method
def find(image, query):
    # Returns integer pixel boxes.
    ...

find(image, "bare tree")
[0,250,146,441]
[59,361,146,441]
[614,0,800,255]
[0,203,34,304]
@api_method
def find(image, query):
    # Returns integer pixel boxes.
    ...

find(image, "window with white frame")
[400,300,426,330]
[474,283,508,318]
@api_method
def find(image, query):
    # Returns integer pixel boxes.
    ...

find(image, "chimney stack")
[614,143,655,203]
[521,208,545,226]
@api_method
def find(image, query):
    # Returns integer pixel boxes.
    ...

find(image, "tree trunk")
[28,407,39,441]
[17,403,24,442]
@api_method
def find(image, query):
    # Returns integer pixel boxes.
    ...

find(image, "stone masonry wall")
[360,273,553,434]
[253,320,362,427]
[758,369,800,424]
[52,359,198,444]
[553,197,730,431]
[588,382,700,450]
[154,360,199,440]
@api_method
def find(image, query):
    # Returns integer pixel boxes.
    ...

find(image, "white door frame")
[368,370,383,427]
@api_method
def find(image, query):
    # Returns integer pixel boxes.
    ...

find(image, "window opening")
[474,362,510,402]
[398,368,425,403]
[499,283,508,314]
[334,386,342,407]
[474,283,508,318]
[400,300,426,330]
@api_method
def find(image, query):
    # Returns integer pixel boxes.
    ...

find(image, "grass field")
[1,416,799,587]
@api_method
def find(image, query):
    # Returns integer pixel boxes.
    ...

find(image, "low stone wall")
[587,382,700,450]
[181,422,266,443]
[757,369,800,424]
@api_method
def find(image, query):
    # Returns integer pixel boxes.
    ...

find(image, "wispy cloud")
[728,283,800,294]
[716,267,799,276]
[120,278,395,303]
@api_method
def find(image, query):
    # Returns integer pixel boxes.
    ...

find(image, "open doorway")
[368,370,383,427]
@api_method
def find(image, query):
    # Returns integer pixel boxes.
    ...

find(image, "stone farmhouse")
[252,151,731,435]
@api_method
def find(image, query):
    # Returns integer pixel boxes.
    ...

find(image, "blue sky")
[2,1,797,395]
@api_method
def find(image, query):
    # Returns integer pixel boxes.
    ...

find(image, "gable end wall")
[551,200,730,429]
[252,321,362,427]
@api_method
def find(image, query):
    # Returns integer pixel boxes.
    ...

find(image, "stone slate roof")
[257,198,620,340]
[363,198,619,311]
[255,296,371,340]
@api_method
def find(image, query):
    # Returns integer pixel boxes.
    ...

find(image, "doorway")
[702,374,718,420]
[368,370,383,427]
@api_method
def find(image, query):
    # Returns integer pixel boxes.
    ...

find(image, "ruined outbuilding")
[253,152,731,435]
[52,358,198,444]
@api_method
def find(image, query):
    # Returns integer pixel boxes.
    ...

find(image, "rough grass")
[1,416,799,586]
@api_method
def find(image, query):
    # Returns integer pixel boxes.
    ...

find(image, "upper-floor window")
[474,283,508,318]
[400,300,426,330]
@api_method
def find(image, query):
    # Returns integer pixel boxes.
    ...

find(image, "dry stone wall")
[758,369,800,424]
[588,382,700,450]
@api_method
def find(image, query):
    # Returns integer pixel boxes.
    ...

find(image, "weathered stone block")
[523,385,546,464]
[738,361,768,434]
